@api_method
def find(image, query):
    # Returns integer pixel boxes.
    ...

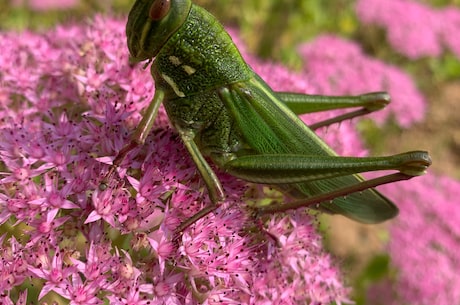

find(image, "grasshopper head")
[126,0,192,62]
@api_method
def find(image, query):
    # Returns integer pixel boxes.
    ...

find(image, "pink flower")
[26,209,70,246]
[0,289,27,305]
[53,274,104,305]
[0,237,28,292]
[28,247,76,300]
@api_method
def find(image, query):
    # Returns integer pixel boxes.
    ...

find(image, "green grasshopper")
[112,0,431,231]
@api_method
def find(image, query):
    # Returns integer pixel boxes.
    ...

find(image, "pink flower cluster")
[0,17,351,304]
[298,35,426,128]
[11,0,79,11]
[356,0,460,59]
[379,174,460,305]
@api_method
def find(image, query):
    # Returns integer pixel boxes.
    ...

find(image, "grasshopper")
[111,0,431,231]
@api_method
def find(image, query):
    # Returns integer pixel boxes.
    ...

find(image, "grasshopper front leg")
[103,89,165,183]
[177,128,225,204]
[174,127,227,232]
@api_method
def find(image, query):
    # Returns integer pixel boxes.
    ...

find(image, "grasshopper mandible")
[109,0,431,231]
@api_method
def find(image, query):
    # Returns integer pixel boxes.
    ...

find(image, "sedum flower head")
[379,174,460,305]
[298,35,426,128]
[356,0,460,60]
[12,0,80,11]
[0,16,351,304]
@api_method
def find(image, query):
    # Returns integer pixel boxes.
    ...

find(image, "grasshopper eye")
[149,0,171,21]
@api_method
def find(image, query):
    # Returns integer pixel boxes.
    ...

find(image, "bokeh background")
[1,0,459,304]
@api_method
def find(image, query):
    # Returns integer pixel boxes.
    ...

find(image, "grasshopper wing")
[217,74,398,223]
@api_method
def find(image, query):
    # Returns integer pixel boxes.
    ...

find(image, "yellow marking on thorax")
[168,56,182,66]
[182,65,196,75]
[161,73,185,97]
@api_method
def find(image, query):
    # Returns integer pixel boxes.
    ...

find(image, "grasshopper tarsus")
[396,150,432,176]
[99,140,140,190]
[359,92,391,111]
[113,140,140,167]
[174,203,220,234]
